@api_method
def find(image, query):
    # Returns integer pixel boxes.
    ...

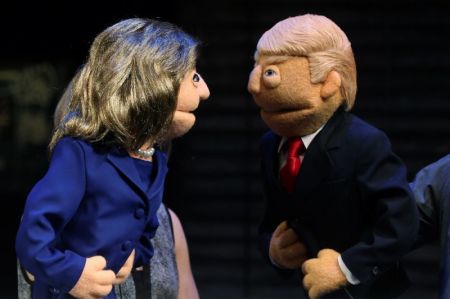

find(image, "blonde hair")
[50,18,198,151]
[256,14,357,110]
[53,70,80,128]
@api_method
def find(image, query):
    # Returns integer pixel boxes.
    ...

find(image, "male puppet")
[248,14,419,298]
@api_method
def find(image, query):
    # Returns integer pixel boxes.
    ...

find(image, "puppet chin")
[261,97,344,137]
[164,111,196,140]
[261,109,323,137]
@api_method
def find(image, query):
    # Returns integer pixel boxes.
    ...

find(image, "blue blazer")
[412,154,450,299]
[16,137,168,298]
[258,108,419,298]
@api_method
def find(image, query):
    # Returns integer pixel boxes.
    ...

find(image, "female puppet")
[16,18,209,299]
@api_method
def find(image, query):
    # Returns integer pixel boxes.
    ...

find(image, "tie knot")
[286,137,304,158]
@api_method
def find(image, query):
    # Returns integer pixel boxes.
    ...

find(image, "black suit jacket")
[258,108,419,298]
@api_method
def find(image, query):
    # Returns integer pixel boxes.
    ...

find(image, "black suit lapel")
[263,132,282,190]
[293,108,347,201]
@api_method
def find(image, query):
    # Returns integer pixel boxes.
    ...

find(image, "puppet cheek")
[164,111,196,140]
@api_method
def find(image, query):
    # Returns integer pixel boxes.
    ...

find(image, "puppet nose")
[247,66,262,95]
[198,80,210,100]
[198,76,210,100]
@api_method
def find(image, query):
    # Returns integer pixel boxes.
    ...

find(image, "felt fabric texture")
[250,13,417,299]
[248,56,343,137]
[302,249,348,299]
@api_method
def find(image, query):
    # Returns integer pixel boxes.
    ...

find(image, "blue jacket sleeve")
[15,137,87,293]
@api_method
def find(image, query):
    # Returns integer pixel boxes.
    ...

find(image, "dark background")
[1,0,449,298]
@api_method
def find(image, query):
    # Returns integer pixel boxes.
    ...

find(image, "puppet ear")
[320,71,341,99]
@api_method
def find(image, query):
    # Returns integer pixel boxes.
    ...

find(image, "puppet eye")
[193,73,200,83]
[264,69,277,77]
[262,66,281,89]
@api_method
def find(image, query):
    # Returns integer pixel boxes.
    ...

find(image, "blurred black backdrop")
[1,1,449,298]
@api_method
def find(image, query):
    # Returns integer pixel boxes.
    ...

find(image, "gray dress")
[18,203,179,299]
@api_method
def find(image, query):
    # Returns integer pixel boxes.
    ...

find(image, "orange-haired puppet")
[248,14,418,299]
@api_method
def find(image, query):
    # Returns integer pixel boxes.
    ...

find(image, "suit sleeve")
[340,130,419,284]
[411,154,450,247]
[15,137,87,293]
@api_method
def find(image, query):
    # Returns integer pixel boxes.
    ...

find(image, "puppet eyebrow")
[260,56,290,66]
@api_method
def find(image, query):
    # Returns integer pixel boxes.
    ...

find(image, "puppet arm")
[302,128,419,298]
[16,138,115,297]
[340,129,419,283]
[410,154,450,247]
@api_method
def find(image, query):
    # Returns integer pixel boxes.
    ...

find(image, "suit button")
[134,208,145,219]
[49,287,60,295]
[372,266,379,276]
[121,240,132,252]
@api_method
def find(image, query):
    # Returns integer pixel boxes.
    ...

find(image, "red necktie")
[280,137,305,193]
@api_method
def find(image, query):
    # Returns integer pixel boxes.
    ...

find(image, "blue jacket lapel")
[106,147,147,197]
[106,147,169,199]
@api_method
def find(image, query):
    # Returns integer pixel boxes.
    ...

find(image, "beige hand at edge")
[269,221,308,269]
[69,255,116,299]
[302,249,348,299]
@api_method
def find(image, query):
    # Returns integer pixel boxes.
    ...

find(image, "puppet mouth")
[176,101,200,115]
[173,110,196,120]
[261,105,312,115]
[257,99,314,113]
[176,105,198,114]
[178,109,196,116]
[260,106,316,121]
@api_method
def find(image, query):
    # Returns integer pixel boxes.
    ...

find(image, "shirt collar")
[277,125,324,153]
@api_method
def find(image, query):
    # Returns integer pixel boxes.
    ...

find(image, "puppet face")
[165,70,210,140]
[248,55,340,137]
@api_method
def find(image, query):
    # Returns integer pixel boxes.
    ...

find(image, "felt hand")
[269,221,308,269]
[301,249,348,299]
[69,255,116,299]
[113,249,135,284]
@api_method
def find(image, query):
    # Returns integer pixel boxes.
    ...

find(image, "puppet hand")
[269,221,308,269]
[301,249,348,299]
[69,255,115,299]
[113,249,135,284]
